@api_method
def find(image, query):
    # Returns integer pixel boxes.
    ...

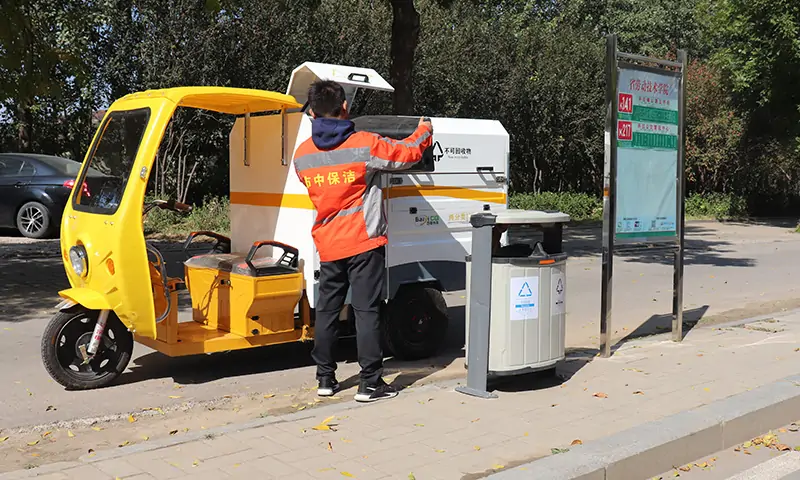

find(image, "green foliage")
[144,196,230,237]
[510,192,603,221]
[2,0,800,218]
[684,192,747,220]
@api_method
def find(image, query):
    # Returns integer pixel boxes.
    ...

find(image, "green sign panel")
[614,67,681,241]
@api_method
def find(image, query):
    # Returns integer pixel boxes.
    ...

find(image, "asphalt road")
[1,220,799,431]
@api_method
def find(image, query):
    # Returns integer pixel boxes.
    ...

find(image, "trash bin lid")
[492,209,570,225]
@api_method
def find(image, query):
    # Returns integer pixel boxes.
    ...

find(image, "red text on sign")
[618,121,632,141]
[618,93,633,113]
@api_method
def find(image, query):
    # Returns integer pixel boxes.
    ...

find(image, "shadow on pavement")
[558,223,757,267]
[117,305,468,391]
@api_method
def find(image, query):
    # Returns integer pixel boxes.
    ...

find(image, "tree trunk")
[17,102,32,153]
[389,0,420,115]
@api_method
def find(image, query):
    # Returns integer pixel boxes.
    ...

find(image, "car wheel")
[382,286,449,360]
[16,201,52,239]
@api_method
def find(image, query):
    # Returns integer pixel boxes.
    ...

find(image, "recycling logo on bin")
[552,271,566,315]
[510,277,539,321]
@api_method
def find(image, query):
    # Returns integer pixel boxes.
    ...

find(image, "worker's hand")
[418,116,432,132]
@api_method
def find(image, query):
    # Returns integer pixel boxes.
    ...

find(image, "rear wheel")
[41,308,133,390]
[383,286,448,360]
[16,201,52,239]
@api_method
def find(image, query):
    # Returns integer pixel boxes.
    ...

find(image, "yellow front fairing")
[59,96,176,339]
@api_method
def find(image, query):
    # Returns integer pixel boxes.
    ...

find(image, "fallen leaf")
[633,391,645,395]
[0,436,9,443]
[340,473,354,478]
[694,462,708,468]
[777,444,791,451]
[183,428,189,433]
[142,436,149,441]
[91,426,102,431]
[192,460,200,467]
[263,394,275,399]
[223,395,232,398]
[87,449,95,454]
[678,465,691,472]
[27,440,39,446]
[435,449,446,453]
[118,441,129,447]
[743,441,753,448]
[734,447,741,452]
[743,450,752,455]
[703,388,710,392]
[30,453,39,457]
[779,428,788,433]
[168,395,182,399]
[593,392,608,398]
[795,446,800,451]
[67,431,75,438]
[327,442,333,451]
[319,468,334,473]
[173,384,184,389]
[471,418,480,423]
[409,474,416,480]
[493,465,505,470]
[551,404,558,407]
[128,414,136,423]
[474,446,481,451]
[45,405,56,411]
[42,431,52,438]
[571,439,583,446]
[169,430,178,436]
[341,438,352,443]
[297,406,306,411]
[313,425,335,431]
[414,423,425,427]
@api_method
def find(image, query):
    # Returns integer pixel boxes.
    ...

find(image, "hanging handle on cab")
[245,240,300,275]
[348,73,370,83]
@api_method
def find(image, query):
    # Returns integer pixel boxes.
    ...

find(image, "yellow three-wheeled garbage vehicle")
[41,85,451,390]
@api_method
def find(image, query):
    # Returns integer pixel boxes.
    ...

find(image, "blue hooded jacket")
[311,117,355,150]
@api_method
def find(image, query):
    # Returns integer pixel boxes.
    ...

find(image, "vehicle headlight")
[69,245,88,278]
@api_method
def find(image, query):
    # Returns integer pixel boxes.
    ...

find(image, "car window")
[20,161,35,176]
[73,108,150,214]
[0,158,24,176]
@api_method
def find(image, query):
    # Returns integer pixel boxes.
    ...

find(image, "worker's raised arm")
[366,118,433,171]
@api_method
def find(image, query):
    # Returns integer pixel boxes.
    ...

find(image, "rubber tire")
[16,201,52,239]
[41,309,134,390]
[383,286,449,360]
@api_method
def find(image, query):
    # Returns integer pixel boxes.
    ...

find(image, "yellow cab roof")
[117,86,302,114]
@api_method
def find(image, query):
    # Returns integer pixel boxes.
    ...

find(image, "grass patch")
[144,195,230,238]
[509,192,603,222]
[509,191,748,222]
[685,192,747,220]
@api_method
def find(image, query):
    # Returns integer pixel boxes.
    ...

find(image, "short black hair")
[307,80,346,118]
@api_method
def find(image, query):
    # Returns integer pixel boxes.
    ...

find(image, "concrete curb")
[489,373,800,480]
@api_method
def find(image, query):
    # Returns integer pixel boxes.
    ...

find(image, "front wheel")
[16,201,53,239]
[41,308,134,390]
[383,286,449,360]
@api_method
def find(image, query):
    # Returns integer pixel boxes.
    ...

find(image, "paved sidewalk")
[4,310,800,480]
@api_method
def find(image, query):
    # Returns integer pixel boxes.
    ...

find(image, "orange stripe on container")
[387,186,506,204]
[230,192,314,209]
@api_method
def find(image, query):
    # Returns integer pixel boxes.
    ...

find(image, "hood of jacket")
[311,117,356,150]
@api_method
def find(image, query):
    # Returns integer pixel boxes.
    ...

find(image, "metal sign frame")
[600,34,687,357]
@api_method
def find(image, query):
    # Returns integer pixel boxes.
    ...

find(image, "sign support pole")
[672,49,688,342]
[600,34,618,359]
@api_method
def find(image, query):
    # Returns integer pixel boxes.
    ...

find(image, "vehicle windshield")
[73,108,150,214]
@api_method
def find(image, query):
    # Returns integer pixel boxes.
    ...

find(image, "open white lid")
[286,62,394,108]
[493,209,571,225]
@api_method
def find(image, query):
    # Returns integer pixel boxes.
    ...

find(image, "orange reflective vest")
[293,121,432,262]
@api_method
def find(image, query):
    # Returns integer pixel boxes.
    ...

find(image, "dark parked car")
[0,153,93,239]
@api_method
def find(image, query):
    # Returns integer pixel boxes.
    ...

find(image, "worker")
[293,80,433,403]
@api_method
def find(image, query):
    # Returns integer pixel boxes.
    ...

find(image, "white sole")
[354,391,399,403]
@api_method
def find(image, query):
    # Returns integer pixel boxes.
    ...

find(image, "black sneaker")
[317,377,340,397]
[354,379,398,403]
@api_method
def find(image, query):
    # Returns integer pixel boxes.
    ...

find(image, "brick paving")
[3,310,800,480]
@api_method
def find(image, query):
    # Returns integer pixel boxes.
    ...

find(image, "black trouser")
[313,246,385,385]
